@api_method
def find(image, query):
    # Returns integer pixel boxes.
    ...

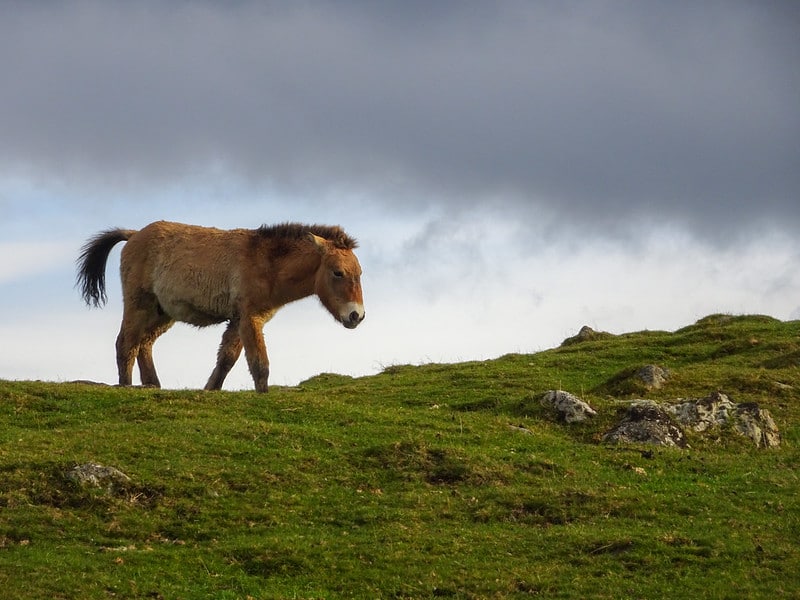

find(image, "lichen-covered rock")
[540,390,597,423]
[636,365,670,390]
[603,401,687,448]
[666,391,737,432]
[66,463,131,489]
[733,403,781,448]
[664,392,780,448]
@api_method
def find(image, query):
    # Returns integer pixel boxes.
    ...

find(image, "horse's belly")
[161,299,228,327]
[153,273,236,326]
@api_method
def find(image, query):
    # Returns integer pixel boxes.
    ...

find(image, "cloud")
[1,1,797,241]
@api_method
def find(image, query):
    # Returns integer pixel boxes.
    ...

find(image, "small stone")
[66,463,131,489]
[508,424,534,435]
[540,390,597,423]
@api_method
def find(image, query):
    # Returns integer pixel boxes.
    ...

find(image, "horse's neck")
[273,248,321,303]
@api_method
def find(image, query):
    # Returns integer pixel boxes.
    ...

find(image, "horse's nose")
[341,303,365,329]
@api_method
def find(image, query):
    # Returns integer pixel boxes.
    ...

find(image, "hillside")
[1,314,798,598]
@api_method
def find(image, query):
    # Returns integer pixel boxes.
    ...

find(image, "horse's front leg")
[205,319,243,391]
[239,316,269,392]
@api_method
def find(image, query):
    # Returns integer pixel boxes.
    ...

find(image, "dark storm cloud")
[1,1,798,234]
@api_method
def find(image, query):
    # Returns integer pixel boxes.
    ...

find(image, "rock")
[595,364,671,397]
[664,392,781,448]
[560,326,614,347]
[666,391,737,432]
[736,403,781,448]
[61,463,161,506]
[636,365,670,390]
[508,424,534,435]
[66,463,131,490]
[603,401,687,448]
[540,390,597,423]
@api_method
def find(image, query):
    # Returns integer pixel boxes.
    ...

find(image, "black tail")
[76,228,134,307]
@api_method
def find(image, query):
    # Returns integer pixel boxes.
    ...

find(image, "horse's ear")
[307,232,327,252]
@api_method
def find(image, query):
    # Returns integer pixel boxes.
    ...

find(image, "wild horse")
[77,220,365,392]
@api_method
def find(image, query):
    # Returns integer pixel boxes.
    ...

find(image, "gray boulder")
[665,392,780,448]
[736,402,781,448]
[560,325,614,347]
[603,401,687,447]
[636,365,670,390]
[665,391,737,432]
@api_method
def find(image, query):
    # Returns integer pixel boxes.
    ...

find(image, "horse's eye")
[333,270,344,278]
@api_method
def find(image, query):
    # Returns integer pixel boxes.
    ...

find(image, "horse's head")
[309,233,365,329]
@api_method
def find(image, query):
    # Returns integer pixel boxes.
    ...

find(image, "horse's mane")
[256,222,358,250]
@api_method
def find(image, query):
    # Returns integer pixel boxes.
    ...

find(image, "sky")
[1,1,798,389]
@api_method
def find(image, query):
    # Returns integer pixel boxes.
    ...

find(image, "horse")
[76,220,365,392]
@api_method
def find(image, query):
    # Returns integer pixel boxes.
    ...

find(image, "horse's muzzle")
[341,304,365,329]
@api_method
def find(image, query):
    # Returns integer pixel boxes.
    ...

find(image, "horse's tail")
[76,228,136,307]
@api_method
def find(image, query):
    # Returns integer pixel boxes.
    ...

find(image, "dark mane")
[256,222,358,250]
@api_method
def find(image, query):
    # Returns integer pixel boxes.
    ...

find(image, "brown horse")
[76,220,365,392]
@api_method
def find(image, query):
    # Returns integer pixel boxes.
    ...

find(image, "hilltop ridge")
[0,313,798,598]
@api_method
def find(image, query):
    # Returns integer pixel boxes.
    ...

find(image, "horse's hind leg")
[136,343,161,388]
[205,319,243,391]
[116,324,138,387]
[137,320,173,387]
[116,298,171,387]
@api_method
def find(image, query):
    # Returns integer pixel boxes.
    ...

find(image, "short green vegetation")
[1,314,798,598]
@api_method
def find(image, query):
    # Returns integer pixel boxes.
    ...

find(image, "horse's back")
[123,220,248,265]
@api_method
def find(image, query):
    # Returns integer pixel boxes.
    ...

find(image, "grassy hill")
[1,314,798,599]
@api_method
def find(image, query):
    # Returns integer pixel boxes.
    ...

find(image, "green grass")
[1,314,799,598]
